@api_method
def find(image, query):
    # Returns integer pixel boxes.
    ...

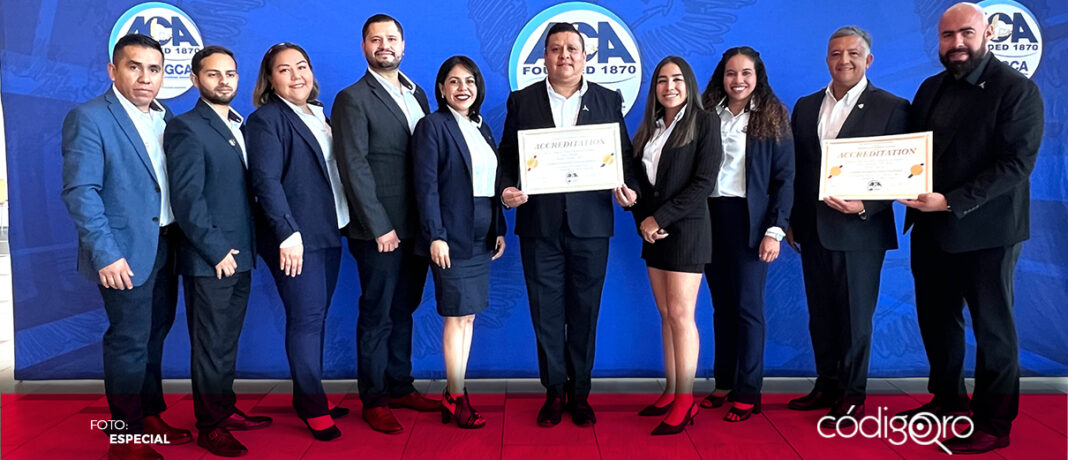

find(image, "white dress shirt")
[818,76,867,141]
[448,107,498,197]
[278,98,351,249]
[209,101,247,167]
[113,85,174,226]
[713,99,749,198]
[713,98,784,241]
[546,77,589,128]
[641,106,687,187]
[368,67,426,133]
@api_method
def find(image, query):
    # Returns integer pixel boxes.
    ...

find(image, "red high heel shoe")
[440,388,486,429]
[651,403,699,435]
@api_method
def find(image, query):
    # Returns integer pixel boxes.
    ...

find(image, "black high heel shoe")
[441,388,486,429]
[724,401,762,423]
[301,417,341,441]
[638,400,673,417]
[329,406,350,419]
[700,392,729,408]
[651,403,698,435]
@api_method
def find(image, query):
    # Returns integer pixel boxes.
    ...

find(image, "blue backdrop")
[2,0,1065,380]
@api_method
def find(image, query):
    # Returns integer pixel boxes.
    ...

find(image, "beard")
[201,87,235,105]
[939,45,986,78]
[366,52,401,71]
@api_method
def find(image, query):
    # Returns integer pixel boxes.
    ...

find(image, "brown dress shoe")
[788,390,842,411]
[389,391,441,412]
[142,415,193,445]
[107,443,163,460]
[198,427,248,457]
[218,409,272,431]
[362,406,404,434]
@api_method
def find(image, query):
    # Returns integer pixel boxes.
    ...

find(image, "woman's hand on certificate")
[825,196,865,214]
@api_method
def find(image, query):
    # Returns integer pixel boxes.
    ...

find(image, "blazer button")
[155,186,161,193]
[152,217,159,222]
[653,192,660,198]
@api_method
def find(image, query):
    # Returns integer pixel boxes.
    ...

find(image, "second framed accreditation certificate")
[819,132,933,200]
[517,123,624,195]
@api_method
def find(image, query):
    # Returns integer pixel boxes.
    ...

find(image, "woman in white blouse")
[411,56,506,429]
[628,56,722,435]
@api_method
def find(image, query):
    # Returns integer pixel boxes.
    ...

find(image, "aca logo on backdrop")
[109,2,203,99]
[980,0,1042,78]
[509,2,642,115]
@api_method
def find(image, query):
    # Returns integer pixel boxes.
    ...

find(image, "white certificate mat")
[819,131,933,200]
[517,123,624,195]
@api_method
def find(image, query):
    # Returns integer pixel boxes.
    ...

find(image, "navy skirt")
[432,197,493,317]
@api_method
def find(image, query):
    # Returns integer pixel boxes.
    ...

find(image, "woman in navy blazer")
[411,56,506,429]
[245,43,349,441]
[628,56,721,435]
[699,46,795,422]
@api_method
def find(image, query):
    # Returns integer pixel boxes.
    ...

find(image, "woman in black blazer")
[246,43,349,441]
[411,56,506,429]
[699,46,795,422]
[629,56,721,435]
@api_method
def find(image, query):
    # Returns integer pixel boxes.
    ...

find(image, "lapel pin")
[857,103,865,109]
[582,105,590,112]
[229,139,237,146]
[978,81,986,89]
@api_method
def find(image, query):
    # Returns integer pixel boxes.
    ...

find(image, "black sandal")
[723,401,761,422]
[441,388,486,429]
[700,392,728,409]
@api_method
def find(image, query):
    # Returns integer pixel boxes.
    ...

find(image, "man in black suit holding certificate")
[498,22,639,427]
[786,26,908,426]
[898,3,1043,454]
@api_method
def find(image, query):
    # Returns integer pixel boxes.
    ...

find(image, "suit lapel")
[105,89,160,185]
[365,71,411,132]
[276,97,330,181]
[532,81,557,127]
[442,114,473,177]
[576,85,594,125]
[836,84,875,138]
[195,100,246,167]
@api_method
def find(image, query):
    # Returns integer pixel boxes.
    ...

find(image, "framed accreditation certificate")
[517,123,624,195]
[818,132,933,200]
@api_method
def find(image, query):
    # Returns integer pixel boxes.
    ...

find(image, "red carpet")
[1,392,1064,459]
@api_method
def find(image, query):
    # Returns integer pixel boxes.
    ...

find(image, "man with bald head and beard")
[899,2,1043,454]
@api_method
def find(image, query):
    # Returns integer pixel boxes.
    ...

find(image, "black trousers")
[184,271,251,430]
[519,226,609,400]
[800,239,886,402]
[704,197,768,405]
[911,236,1021,437]
[98,226,179,434]
[263,246,341,419]
[349,239,428,408]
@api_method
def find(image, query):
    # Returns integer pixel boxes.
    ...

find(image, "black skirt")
[432,197,493,317]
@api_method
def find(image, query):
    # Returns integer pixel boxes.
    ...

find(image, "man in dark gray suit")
[786,26,908,427]
[331,13,438,435]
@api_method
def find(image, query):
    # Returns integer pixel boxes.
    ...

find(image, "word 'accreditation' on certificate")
[517,123,624,195]
[819,131,933,201]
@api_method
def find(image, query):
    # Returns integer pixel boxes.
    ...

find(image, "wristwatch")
[857,209,868,221]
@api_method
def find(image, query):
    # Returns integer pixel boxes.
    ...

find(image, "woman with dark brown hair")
[698,46,795,422]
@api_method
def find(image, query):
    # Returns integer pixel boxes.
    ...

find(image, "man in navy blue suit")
[164,45,272,457]
[498,22,639,427]
[61,34,190,460]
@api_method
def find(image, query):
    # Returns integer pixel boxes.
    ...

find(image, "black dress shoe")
[944,430,1009,454]
[788,390,842,411]
[329,406,350,419]
[569,399,597,426]
[198,427,248,457]
[219,409,273,431]
[896,399,970,419]
[820,402,865,429]
[537,394,565,427]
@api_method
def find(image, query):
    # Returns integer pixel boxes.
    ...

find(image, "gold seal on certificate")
[819,132,933,200]
[517,123,624,195]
